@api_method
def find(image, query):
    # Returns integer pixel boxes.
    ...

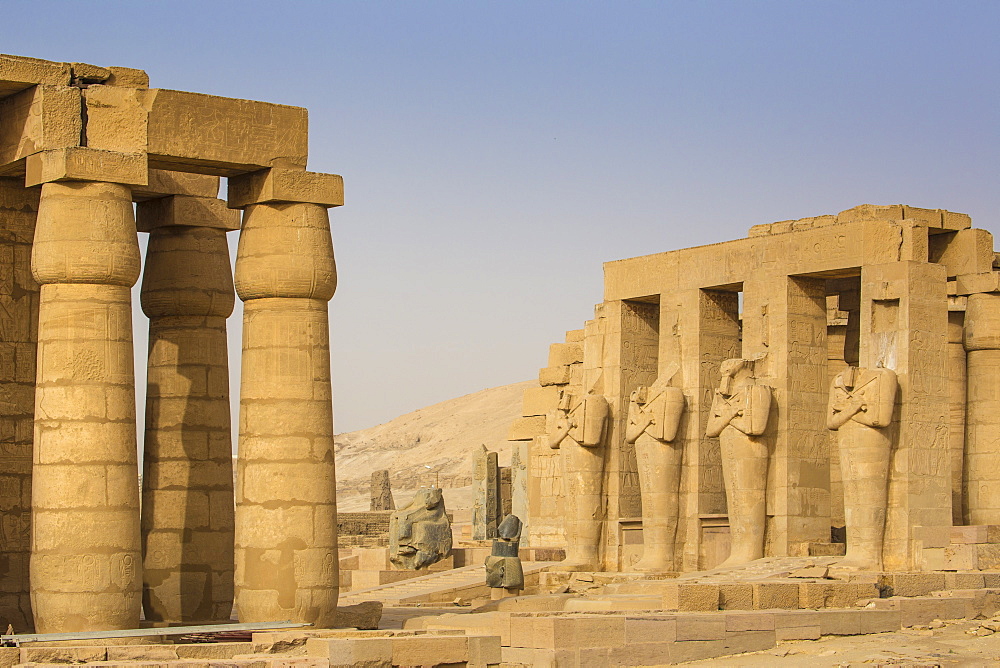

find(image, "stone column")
[947,309,967,526]
[30,180,142,632]
[230,168,342,627]
[0,179,40,632]
[742,274,830,557]
[963,292,1000,525]
[472,446,500,540]
[137,195,239,623]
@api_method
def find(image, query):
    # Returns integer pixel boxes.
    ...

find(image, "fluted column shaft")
[233,201,338,627]
[30,181,141,632]
[140,223,235,622]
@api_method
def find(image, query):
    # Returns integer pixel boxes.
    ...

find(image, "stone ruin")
[508,203,1000,575]
[0,54,342,633]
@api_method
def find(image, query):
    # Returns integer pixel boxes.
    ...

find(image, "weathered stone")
[389,487,452,570]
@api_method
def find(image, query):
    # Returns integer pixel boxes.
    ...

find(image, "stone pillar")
[0,179,39,631]
[509,442,529,547]
[472,446,499,540]
[947,309,967,526]
[742,274,830,557]
[664,288,740,571]
[861,261,949,570]
[963,292,1000,525]
[30,180,142,632]
[137,196,239,623]
[370,470,395,511]
[231,168,341,627]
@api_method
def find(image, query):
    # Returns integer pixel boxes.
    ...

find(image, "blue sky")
[4,1,999,432]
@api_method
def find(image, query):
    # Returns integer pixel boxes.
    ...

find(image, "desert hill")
[334,380,534,512]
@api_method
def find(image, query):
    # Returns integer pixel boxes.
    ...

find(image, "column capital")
[25,148,147,188]
[227,167,343,209]
[136,195,240,232]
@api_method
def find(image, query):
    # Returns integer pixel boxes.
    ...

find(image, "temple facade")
[0,54,342,632]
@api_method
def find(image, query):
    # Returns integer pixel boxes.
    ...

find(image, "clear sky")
[4,1,999,433]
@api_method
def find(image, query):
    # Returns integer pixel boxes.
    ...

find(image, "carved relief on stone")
[625,363,685,572]
[389,487,453,570]
[827,366,898,570]
[546,388,609,572]
[706,355,772,567]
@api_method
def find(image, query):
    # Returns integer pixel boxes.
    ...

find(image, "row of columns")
[27,168,340,632]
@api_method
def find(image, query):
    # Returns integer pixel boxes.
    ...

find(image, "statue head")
[630,386,649,405]
[389,487,453,570]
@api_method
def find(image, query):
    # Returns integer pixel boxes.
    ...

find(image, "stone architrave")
[140,218,236,623]
[472,446,500,541]
[546,389,610,571]
[624,363,685,572]
[30,181,142,632]
[389,487,453,570]
[370,470,395,511]
[233,187,339,627]
[826,366,898,570]
[706,356,772,568]
[486,514,524,599]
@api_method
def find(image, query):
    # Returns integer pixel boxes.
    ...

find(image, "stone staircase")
[339,561,560,606]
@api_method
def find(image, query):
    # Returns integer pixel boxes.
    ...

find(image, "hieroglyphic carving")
[617,301,659,519]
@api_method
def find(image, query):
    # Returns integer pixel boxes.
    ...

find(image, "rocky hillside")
[334,381,533,512]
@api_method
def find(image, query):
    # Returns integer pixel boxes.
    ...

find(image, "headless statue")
[485,514,524,599]
[706,356,772,567]
[625,364,685,571]
[546,389,610,572]
[827,366,898,570]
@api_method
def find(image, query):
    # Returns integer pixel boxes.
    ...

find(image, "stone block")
[670,639,728,663]
[134,169,220,201]
[799,582,878,609]
[858,608,901,634]
[955,271,1000,296]
[145,88,308,174]
[724,610,775,632]
[723,629,775,654]
[914,525,951,549]
[673,614,726,641]
[106,66,149,88]
[565,329,584,343]
[0,54,70,96]
[946,572,986,590]
[389,635,469,666]
[20,647,107,664]
[977,544,1000,569]
[879,573,945,597]
[662,583,719,611]
[548,343,583,367]
[0,84,81,167]
[174,642,254,659]
[624,616,677,643]
[229,167,343,208]
[898,596,967,627]
[816,609,861,635]
[305,636,392,664]
[334,601,383,630]
[509,614,626,650]
[718,584,753,610]
[25,147,147,187]
[83,85,148,154]
[942,544,980,570]
[752,582,799,609]
[608,641,673,666]
[136,195,241,232]
[930,228,995,277]
[538,365,570,386]
[467,634,502,665]
[521,385,560,417]
[508,416,546,441]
